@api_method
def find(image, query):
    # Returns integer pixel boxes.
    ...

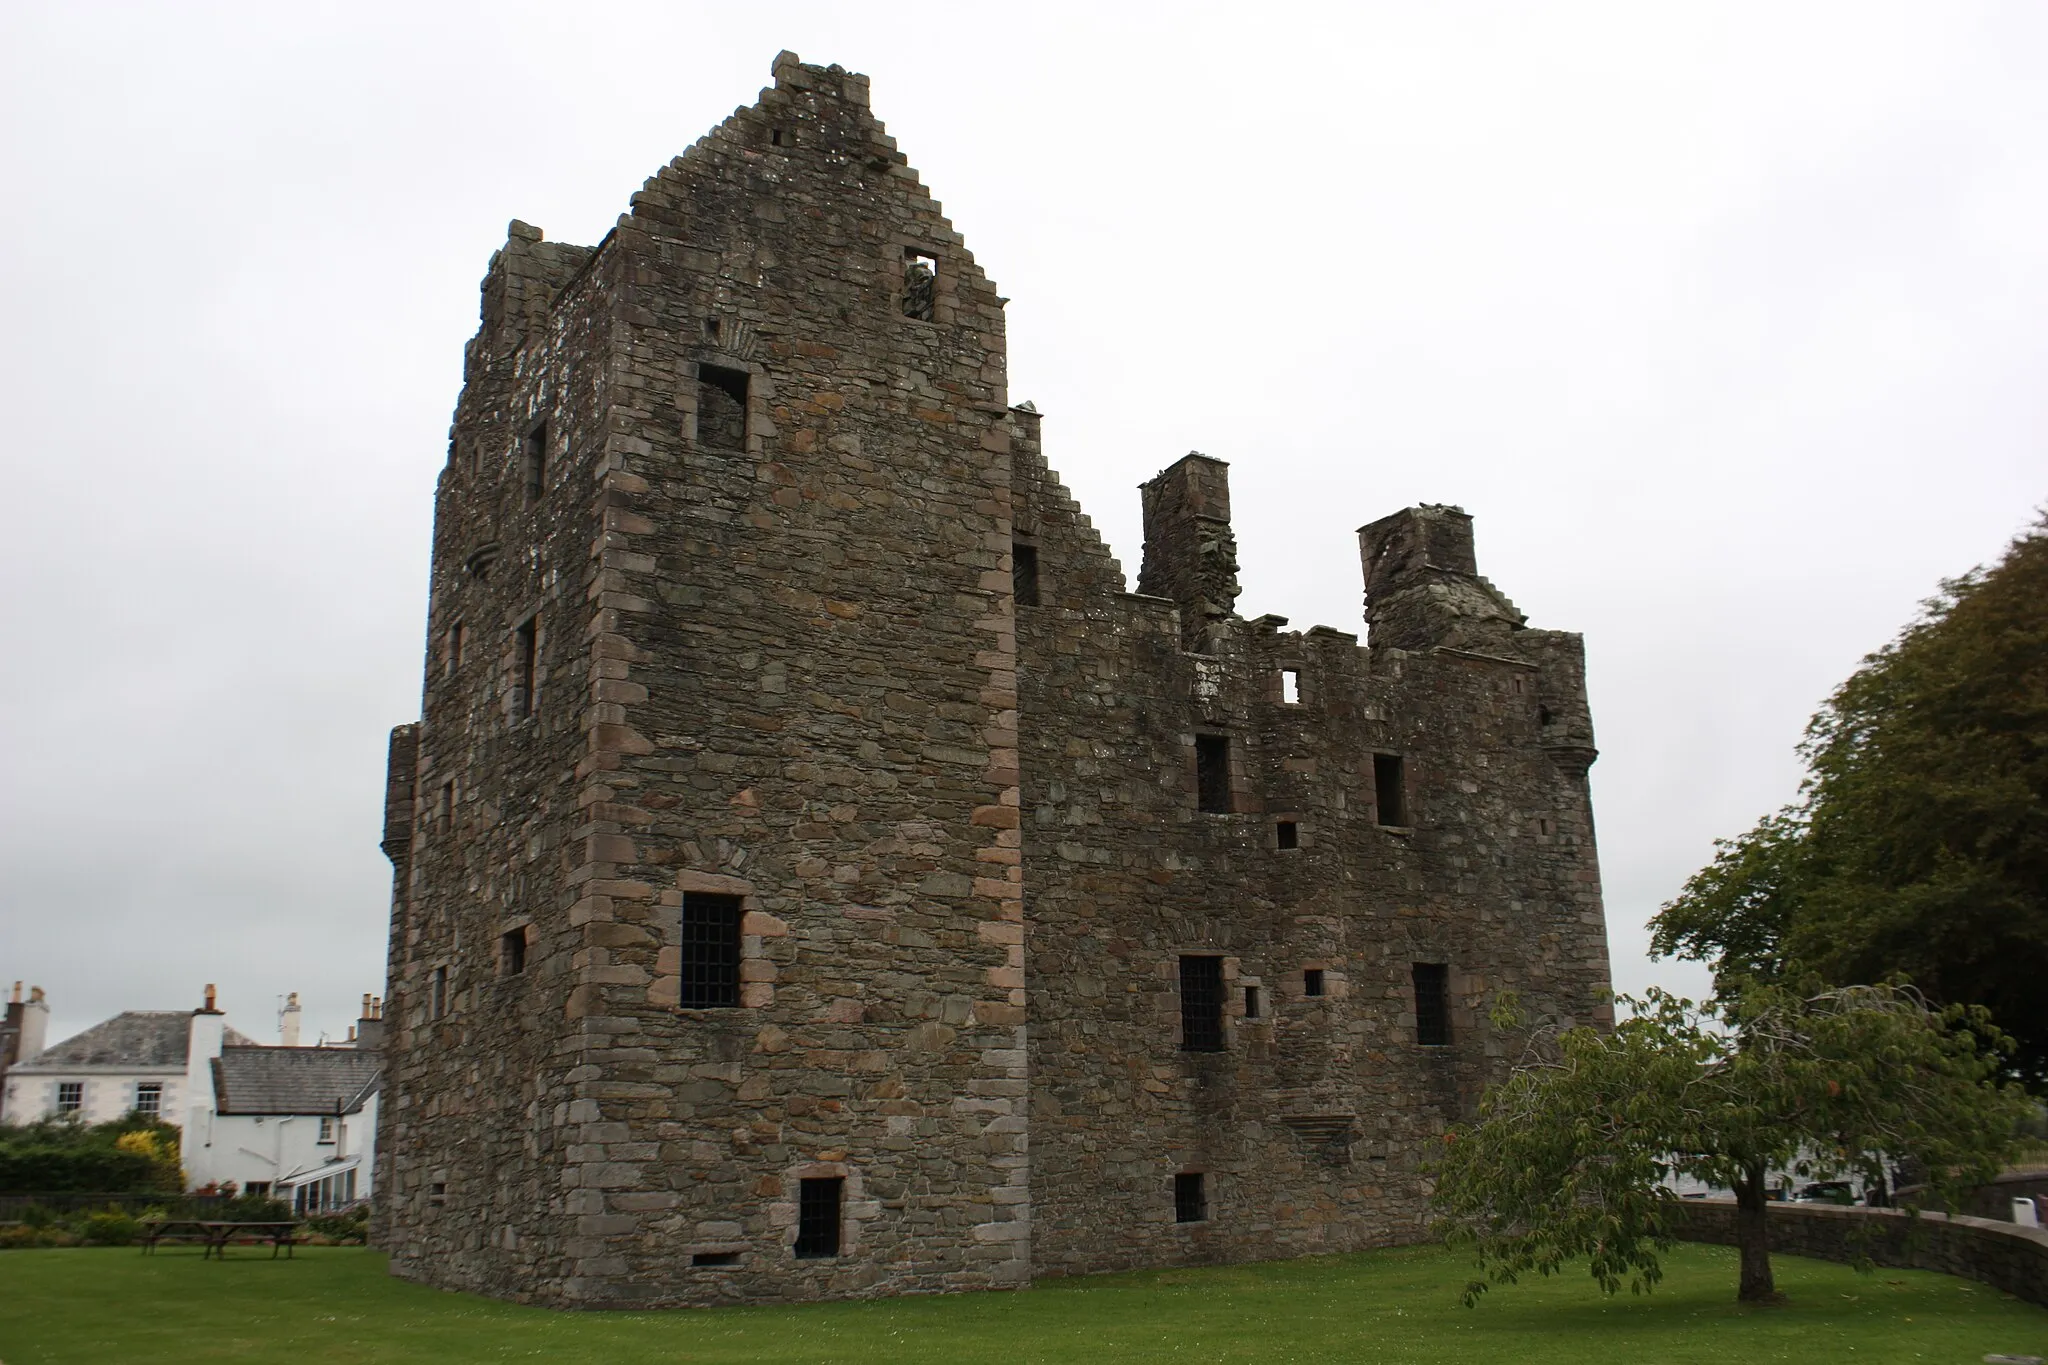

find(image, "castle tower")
[379,53,1026,1306]
[382,53,1612,1308]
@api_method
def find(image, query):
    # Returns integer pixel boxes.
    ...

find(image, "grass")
[0,1242,2042,1364]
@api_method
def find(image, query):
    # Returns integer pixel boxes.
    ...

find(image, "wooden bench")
[140,1219,300,1259]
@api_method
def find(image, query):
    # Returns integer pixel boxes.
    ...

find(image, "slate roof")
[212,1046,382,1116]
[17,1012,256,1070]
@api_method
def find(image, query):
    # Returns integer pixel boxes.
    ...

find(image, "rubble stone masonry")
[377,52,1613,1307]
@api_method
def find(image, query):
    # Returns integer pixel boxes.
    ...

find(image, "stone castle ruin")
[377,52,1613,1307]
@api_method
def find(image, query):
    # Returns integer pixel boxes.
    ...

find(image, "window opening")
[523,422,547,505]
[770,127,791,148]
[795,1177,843,1258]
[446,622,465,677]
[1414,962,1451,1046]
[1538,817,1553,837]
[1539,705,1554,726]
[1243,985,1261,1020]
[134,1082,162,1117]
[1373,753,1408,827]
[317,1116,335,1144]
[680,893,743,1007]
[903,249,937,321]
[697,364,749,449]
[1195,735,1232,814]
[694,1251,741,1267]
[1179,955,1225,1053]
[502,927,527,976]
[1276,819,1299,850]
[437,779,454,832]
[1304,968,1326,998]
[1280,668,1301,704]
[1012,542,1040,607]
[429,1181,447,1203]
[703,316,720,340]
[431,966,449,1020]
[245,1181,271,1197]
[514,617,538,720]
[56,1081,83,1113]
[1175,1172,1208,1224]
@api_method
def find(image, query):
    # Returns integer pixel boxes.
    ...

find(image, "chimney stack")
[279,991,302,1047]
[200,984,220,1015]
[354,994,386,1051]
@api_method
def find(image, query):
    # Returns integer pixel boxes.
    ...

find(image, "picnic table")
[139,1219,299,1259]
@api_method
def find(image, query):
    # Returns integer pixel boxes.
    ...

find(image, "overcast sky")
[2,2,2042,1049]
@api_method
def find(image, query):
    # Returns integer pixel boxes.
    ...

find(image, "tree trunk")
[1732,1162,1782,1304]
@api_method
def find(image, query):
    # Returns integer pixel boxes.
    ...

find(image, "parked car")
[1791,1181,1857,1204]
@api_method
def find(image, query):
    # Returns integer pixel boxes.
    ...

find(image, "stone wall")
[379,50,1615,1307]
[1672,1199,2048,1308]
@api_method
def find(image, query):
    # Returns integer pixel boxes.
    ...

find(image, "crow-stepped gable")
[377,51,1614,1307]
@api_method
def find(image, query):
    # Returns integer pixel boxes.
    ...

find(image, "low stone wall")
[1671,1199,2048,1307]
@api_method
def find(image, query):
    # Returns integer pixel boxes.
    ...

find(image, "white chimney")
[19,986,49,1060]
[279,991,302,1047]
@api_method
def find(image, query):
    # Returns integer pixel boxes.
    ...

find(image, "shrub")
[304,1206,369,1244]
[79,1209,138,1246]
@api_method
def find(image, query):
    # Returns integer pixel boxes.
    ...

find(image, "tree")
[1651,512,2048,1086]
[1429,982,2029,1305]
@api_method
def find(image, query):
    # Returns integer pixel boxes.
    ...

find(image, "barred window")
[680,893,743,1008]
[795,1177,843,1258]
[1179,955,1225,1052]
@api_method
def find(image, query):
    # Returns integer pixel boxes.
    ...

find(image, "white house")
[2,985,383,1208]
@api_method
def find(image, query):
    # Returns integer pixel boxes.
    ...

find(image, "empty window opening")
[903,249,937,321]
[1179,955,1225,1053]
[56,1081,84,1114]
[1304,968,1326,998]
[470,441,486,476]
[513,617,538,720]
[1373,753,1408,827]
[1012,542,1041,607]
[1276,819,1299,850]
[1537,817,1553,837]
[501,927,527,976]
[697,363,749,449]
[1414,962,1451,1046]
[795,1177,843,1258]
[680,892,743,1008]
[770,127,791,148]
[1280,668,1301,704]
[1243,985,1261,1020]
[523,422,547,504]
[694,1251,742,1267]
[134,1082,162,1117]
[428,1182,447,1203]
[703,316,720,340]
[430,966,449,1020]
[1195,735,1232,814]
[445,622,466,677]
[1539,705,1554,727]
[436,779,454,832]
[1175,1172,1208,1224]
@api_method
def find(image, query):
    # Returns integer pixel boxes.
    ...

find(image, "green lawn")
[0,1243,2042,1364]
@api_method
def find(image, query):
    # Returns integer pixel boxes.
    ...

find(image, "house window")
[522,421,547,505]
[1175,1172,1208,1224]
[1012,542,1040,607]
[795,1177,843,1258]
[1179,955,1225,1053]
[1195,735,1232,814]
[1280,668,1301,704]
[1304,968,1326,998]
[134,1082,162,1118]
[245,1181,271,1197]
[1374,753,1409,827]
[680,893,743,1008]
[317,1116,336,1145]
[501,927,528,976]
[56,1081,83,1114]
[513,617,538,720]
[903,249,937,321]
[1276,819,1299,850]
[1414,962,1451,1046]
[697,364,749,450]
[431,966,449,1020]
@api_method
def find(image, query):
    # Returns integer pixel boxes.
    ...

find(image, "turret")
[1138,453,1240,652]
